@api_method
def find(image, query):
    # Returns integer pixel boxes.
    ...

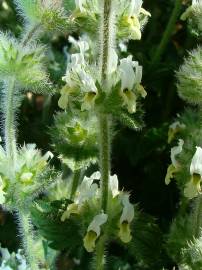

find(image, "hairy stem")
[99,0,113,82]
[150,0,182,67]
[95,236,106,270]
[4,24,42,269]
[4,77,17,164]
[192,195,202,238]
[17,210,40,270]
[99,114,111,212]
[70,169,82,200]
[99,0,113,212]
[96,0,113,268]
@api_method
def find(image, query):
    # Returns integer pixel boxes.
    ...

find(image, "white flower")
[190,147,202,176]
[119,56,143,113]
[119,56,136,90]
[118,194,134,243]
[165,139,184,185]
[121,0,151,40]
[68,36,90,55]
[77,68,98,111]
[171,139,184,169]
[83,212,108,252]
[109,174,119,198]
[75,0,86,12]
[75,171,100,205]
[184,146,202,199]
[61,172,100,221]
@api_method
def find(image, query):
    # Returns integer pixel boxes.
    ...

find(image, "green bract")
[181,0,202,36]
[0,32,50,92]
[0,144,53,208]
[51,111,98,170]
[177,47,202,105]
[14,0,71,32]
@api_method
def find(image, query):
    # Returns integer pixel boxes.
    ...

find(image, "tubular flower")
[168,121,186,143]
[61,172,100,221]
[77,68,98,111]
[119,0,151,40]
[109,174,119,198]
[83,213,108,252]
[59,40,99,111]
[119,56,145,113]
[184,147,202,199]
[165,139,184,185]
[118,194,134,243]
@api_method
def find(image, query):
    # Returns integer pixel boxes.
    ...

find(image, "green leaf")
[114,111,143,130]
[31,199,83,251]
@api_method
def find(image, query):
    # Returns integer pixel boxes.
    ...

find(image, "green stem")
[4,77,17,164]
[192,195,202,238]
[95,236,106,270]
[99,114,111,213]
[150,0,182,67]
[100,0,113,82]
[99,0,113,212]
[95,0,113,268]
[17,210,40,270]
[4,25,42,269]
[70,169,82,200]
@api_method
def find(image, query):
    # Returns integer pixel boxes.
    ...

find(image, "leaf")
[114,111,143,130]
[31,199,83,251]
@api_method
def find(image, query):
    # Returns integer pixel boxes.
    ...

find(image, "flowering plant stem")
[95,236,106,270]
[5,77,17,164]
[150,0,182,67]
[70,168,82,200]
[193,195,202,238]
[17,210,40,270]
[96,0,113,268]
[3,29,42,270]
[99,114,111,213]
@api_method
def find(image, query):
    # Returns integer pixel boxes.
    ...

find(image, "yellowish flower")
[61,203,79,221]
[119,56,143,113]
[122,0,151,40]
[165,139,184,185]
[83,213,108,252]
[58,85,76,110]
[118,194,134,243]
[168,121,186,144]
[81,91,97,111]
[184,146,202,199]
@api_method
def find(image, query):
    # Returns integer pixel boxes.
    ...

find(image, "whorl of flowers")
[0,143,53,208]
[61,171,134,252]
[0,32,50,91]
